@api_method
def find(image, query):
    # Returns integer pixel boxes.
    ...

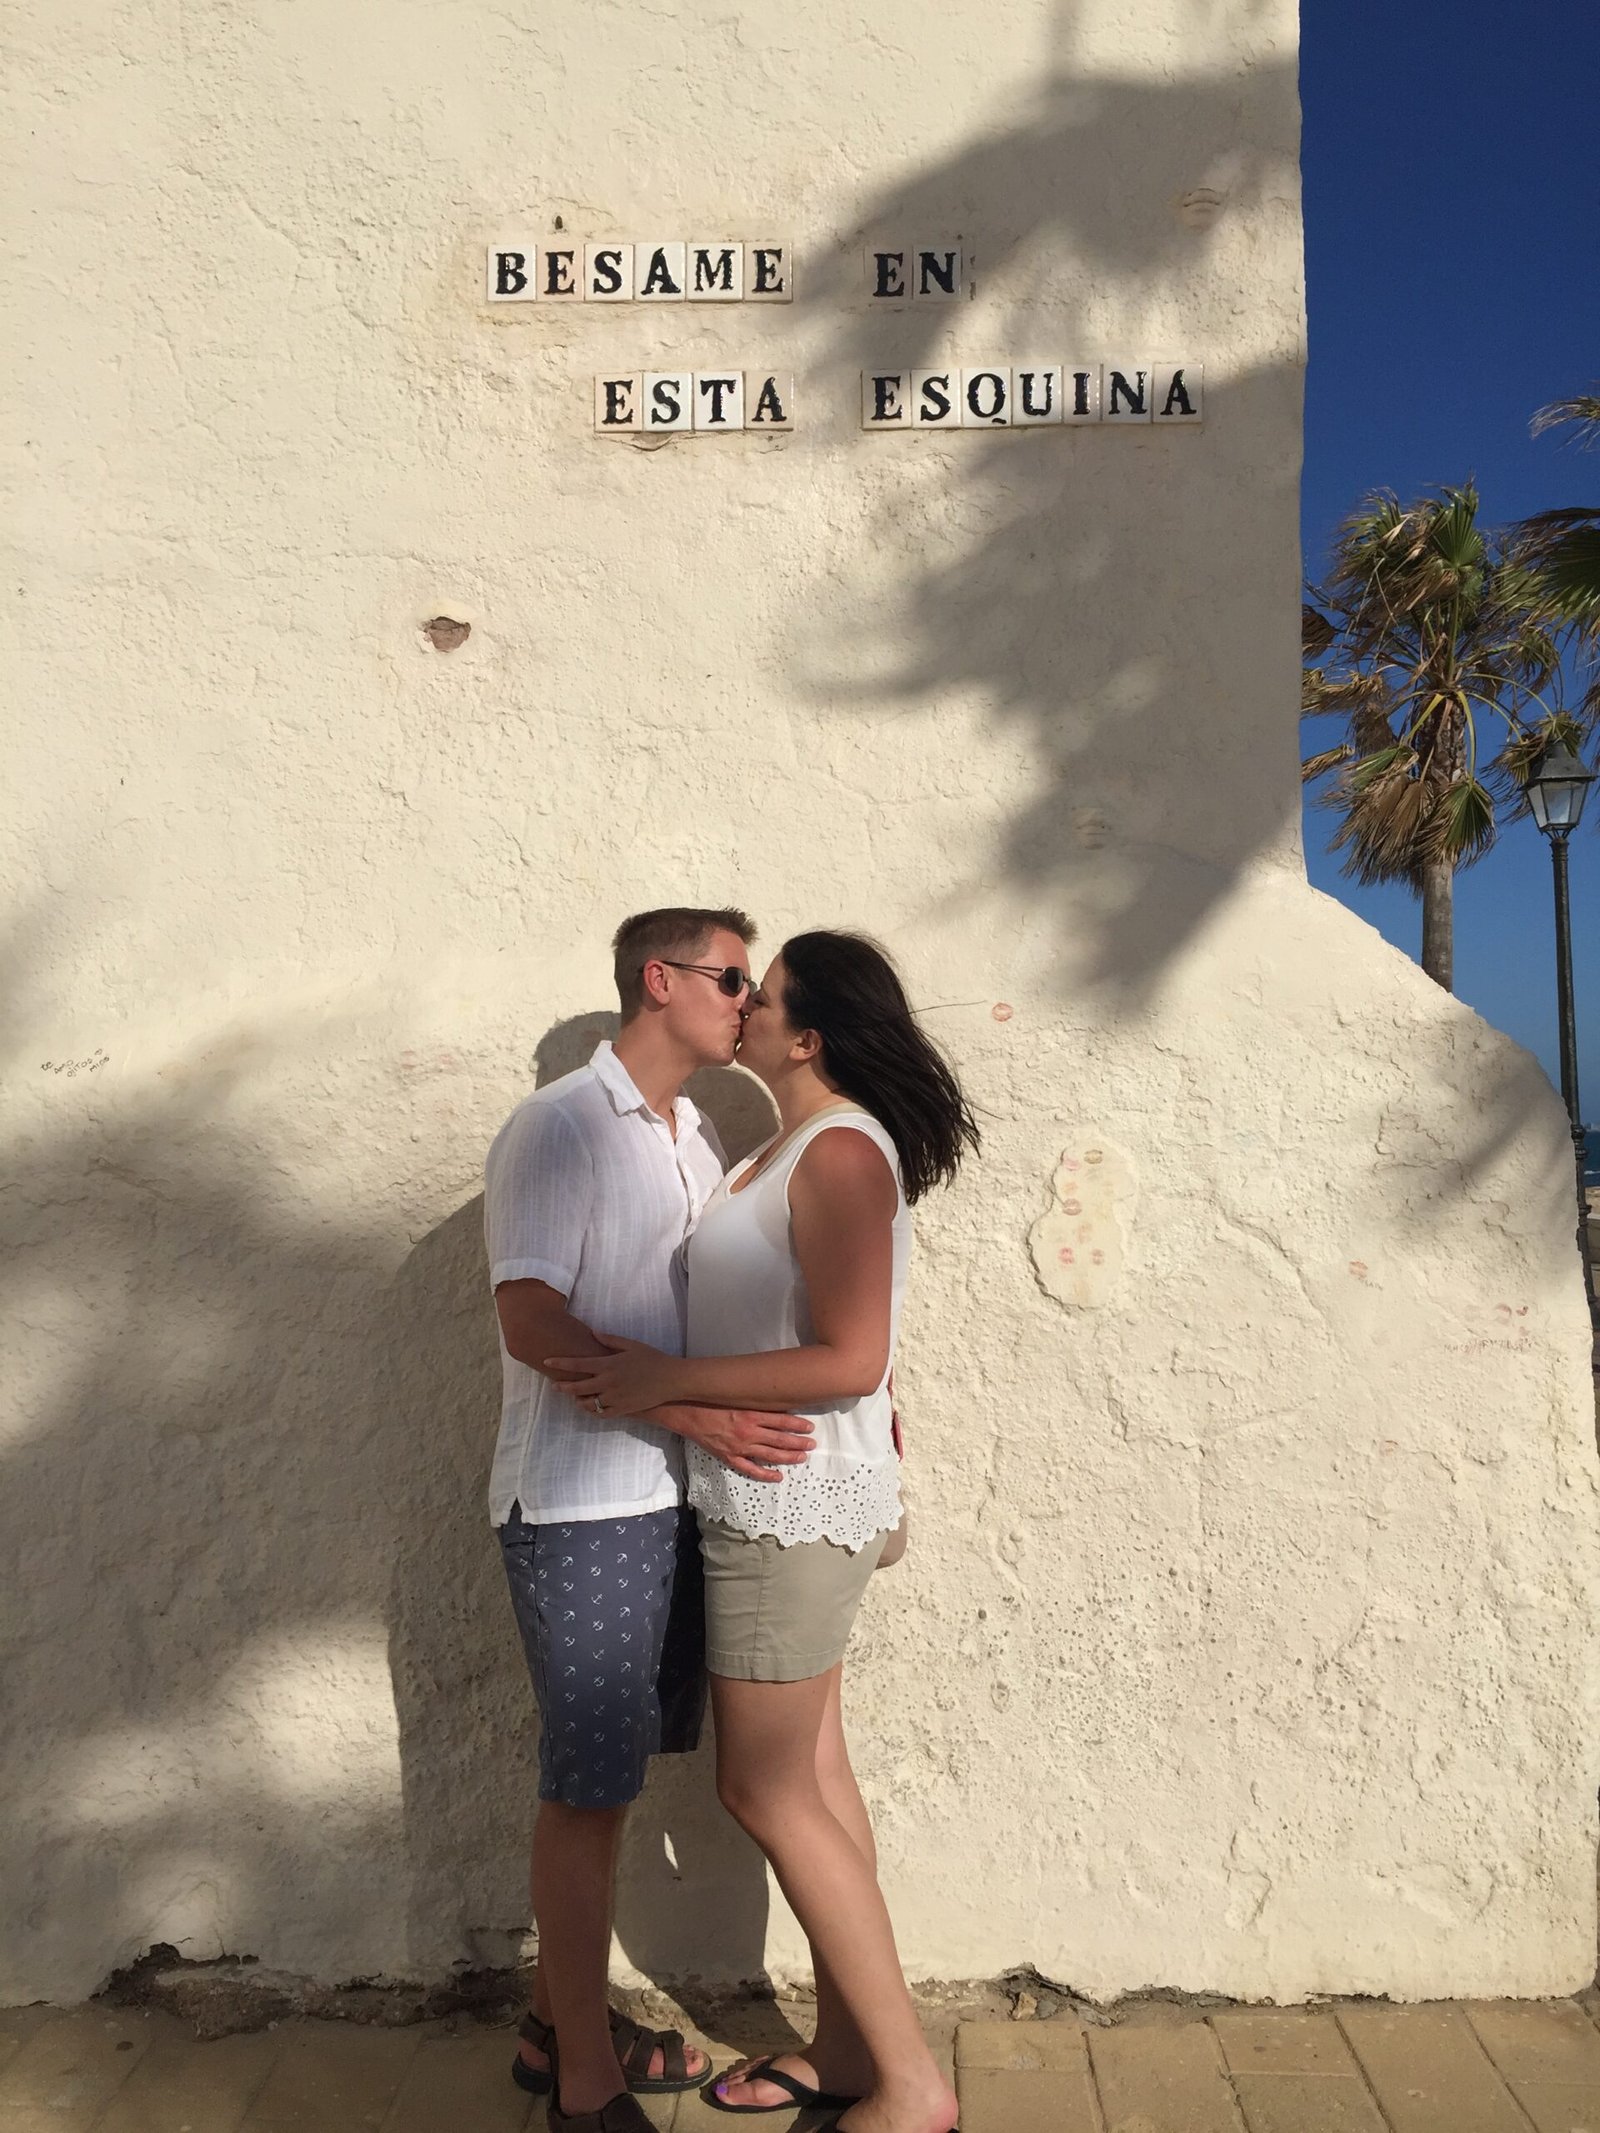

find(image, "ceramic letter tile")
[1152,359,1204,423]
[635,241,687,300]
[862,372,909,428]
[594,374,641,431]
[541,246,580,298]
[1011,365,1065,426]
[687,242,743,301]
[1063,365,1103,424]
[867,246,909,302]
[745,374,794,429]
[584,243,633,301]
[744,244,792,301]
[643,373,692,433]
[1103,360,1154,422]
[960,367,1010,427]
[693,372,745,431]
[486,244,537,301]
[913,243,962,300]
[911,370,961,428]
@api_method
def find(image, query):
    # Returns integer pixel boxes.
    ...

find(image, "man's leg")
[504,1508,710,2098]
[517,1799,624,2053]
[502,1512,623,2096]
[517,1802,708,2094]
[531,1799,629,2112]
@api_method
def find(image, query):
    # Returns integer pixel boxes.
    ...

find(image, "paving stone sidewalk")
[7,1991,1600,2133]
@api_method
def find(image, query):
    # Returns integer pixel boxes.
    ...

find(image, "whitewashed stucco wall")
[4,0,1597,2008]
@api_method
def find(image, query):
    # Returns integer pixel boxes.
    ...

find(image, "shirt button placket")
[675,1137,700,1231]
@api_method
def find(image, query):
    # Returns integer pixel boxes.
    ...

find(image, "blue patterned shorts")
[499,1503,707,1809]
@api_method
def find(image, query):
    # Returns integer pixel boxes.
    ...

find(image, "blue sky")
[1300,0,1600,1106]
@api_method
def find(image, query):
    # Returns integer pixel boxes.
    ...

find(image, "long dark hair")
[779,931,980,1204]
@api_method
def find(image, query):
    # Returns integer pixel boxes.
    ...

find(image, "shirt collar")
[590,1040,702,1136]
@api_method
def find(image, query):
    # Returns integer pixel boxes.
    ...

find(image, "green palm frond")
[1515,383,1600,638]
[1494,717,1594,818]
[1303,472,1600,933]
[1511,508,1600,629]
[1344,740,1417,791]
[1497,618,1564,687]
[1325,485,1487,626]
[1328,746,1431,886]
[1420,775,1496,869]
[1497,730,1548,788]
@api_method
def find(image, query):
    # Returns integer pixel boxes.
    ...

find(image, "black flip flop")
[705,2056,863,2115]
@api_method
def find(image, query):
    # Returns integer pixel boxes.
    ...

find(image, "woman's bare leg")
[715,1670,877,2105]
[711,1666,955,2133]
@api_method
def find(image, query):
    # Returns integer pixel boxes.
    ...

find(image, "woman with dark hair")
[554,931,979,2133]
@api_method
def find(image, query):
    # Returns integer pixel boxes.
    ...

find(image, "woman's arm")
[499,1278,814,1478]
[549,1128,898,1413]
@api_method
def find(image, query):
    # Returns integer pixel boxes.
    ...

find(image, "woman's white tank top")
[684,1107,910,1552]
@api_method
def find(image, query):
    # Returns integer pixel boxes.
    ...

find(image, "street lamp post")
[1526,740,1599,1341]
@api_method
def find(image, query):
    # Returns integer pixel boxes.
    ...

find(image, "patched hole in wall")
[1029,1137,1134,1310]
[1176,187,1225,229]
[423,616,471,652]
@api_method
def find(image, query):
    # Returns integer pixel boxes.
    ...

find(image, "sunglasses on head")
[648,959,760,1000]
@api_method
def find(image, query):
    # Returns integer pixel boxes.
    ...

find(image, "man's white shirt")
[485,1041,726,1525]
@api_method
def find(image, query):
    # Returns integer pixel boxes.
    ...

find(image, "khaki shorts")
[698,1517,888,1682]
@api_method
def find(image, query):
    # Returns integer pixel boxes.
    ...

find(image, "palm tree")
[1511,388,1600,672]
[1302,484,1567,991]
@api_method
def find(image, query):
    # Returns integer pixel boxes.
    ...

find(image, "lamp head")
[1527,740,1595,837]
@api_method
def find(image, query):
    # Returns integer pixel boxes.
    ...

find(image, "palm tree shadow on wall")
[0,991,785,2009]
[385,1014,784,1999]
[0,1028,425,2004]
[781,19,1569,1215]
[3,5,1574,2025]
[792,29,1304,998]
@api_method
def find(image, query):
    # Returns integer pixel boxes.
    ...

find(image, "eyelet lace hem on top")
[687,1449,902,1555]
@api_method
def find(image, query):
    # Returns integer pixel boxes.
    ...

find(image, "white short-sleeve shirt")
[484,1042,726,1525]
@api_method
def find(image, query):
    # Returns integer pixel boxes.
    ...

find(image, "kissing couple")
[485,907,978,2133]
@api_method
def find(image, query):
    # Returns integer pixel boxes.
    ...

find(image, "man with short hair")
[486,907,813,2133]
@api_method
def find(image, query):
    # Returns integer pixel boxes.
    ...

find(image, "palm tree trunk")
[1420,859,1454,990]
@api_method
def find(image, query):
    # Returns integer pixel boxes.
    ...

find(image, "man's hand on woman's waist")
[647,1403,814,1485]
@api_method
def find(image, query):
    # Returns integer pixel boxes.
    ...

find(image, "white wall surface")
[3,0,1597,2007]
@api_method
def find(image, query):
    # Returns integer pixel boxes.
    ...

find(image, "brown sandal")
[609,2006,707,2092]
[548,2089,662,2133]
[511,2011,558,2096]
[511,2006,709,2098]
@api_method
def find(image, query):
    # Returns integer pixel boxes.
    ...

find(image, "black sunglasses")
[649,960,761,1000]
